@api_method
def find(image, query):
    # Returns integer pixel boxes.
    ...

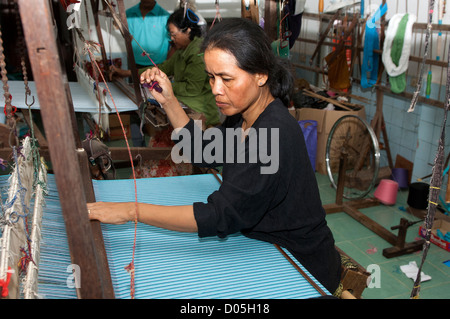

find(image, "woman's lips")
[216,101,228,108]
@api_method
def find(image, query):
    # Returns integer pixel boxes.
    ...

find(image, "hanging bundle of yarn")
[382,13,416,94]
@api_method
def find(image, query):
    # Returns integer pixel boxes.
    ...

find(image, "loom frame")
[10,0,336,299]
[17,0,115,299]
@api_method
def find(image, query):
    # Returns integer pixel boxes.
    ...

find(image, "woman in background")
[111,6,220,127]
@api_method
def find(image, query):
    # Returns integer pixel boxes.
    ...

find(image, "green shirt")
[141,37,220,126]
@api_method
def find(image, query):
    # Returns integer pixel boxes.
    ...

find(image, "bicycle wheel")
[325,114,380,200]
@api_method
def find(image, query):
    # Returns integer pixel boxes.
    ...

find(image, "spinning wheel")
[325,115,380,200]
[323,115,424,260]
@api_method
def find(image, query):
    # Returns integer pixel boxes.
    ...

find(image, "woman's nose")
[210,80,223,96]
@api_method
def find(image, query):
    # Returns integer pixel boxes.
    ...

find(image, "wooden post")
[264,0,278,41]
[17,0,113,298]
[90,0,109,69]
[372,0,393,169]
[115,0,141,105]
[77,148,115,298]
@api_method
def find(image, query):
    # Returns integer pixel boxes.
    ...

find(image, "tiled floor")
[315,172,450,299]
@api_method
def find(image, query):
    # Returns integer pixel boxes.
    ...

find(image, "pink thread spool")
[374,179,399,205]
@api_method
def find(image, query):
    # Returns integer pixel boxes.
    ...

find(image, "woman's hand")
[140,68,190,129]
[109,65,131,81]
[140,68,176,106]
[87,201,198,233]
[87,201,135,225]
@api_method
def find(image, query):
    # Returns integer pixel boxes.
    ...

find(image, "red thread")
[59,0,80,10]
[18,247,34,275]
[4,106,17,116]
[83,21,162,297]
[0,267,12,298]
[86,46,140,299]
[4,94,17,116]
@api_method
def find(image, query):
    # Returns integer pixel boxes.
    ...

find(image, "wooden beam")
[264,0,278,41]
[343,204,397,246]
[18,0,112,299]
[0,146,171,166]
[109,146,171,161]
[303,11,450,32]
[108,0,141,105]
[90,0,109,68]
[77,148,115,298]
[293,60,446,109]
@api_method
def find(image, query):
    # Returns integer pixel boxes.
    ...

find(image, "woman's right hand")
[140,68,176,107]
[140,68,190,129]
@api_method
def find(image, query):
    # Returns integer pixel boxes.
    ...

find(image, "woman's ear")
[256,73,269,86]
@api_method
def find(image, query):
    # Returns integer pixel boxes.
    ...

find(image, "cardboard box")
[419,219,450,252]
[108,114,131,140]
[288,107,297,119]
[297,106,366,174]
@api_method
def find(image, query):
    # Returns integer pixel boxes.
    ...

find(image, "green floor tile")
[316,172,450,299]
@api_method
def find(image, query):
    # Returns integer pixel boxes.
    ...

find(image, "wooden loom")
[0,0,333,299]
[14,0,115,298]
[0,0,174,171]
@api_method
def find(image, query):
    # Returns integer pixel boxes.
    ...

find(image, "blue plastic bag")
[298,120,318,171]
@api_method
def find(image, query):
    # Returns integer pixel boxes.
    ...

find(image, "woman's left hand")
[87,201,135,225]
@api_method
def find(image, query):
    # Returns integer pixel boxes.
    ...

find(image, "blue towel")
[361,3,387,89]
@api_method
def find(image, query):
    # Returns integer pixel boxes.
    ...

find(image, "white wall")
[295,0,450,188]
[300,0,450,84]
[304,0,450,23]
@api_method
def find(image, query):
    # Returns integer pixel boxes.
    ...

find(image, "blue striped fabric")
[93,174,329,299]
[30,176,78,299]
[0,174,77,299]
[0,173,329,298]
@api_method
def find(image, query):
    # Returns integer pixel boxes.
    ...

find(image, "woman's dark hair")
[201,18,294,106]
[167,7,202,41]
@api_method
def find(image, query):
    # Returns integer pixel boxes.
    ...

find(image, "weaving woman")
[89,18,342,294]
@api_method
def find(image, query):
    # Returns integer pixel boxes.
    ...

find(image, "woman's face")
[168,23,191,50]
[204,48,267,117]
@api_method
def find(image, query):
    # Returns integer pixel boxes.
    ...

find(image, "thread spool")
[407,182,430,210]
[374,179,399,205]
[391,168,409,189]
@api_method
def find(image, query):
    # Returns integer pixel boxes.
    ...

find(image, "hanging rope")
[102,0,160,69]
[81,37,139,299]
[74,0,167,298]
[0,137,35,298]
[410,26,450,299]
[408,0,435,112]
[14,0,43,188]
[211,0,222,28]
[0,25,18,147]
